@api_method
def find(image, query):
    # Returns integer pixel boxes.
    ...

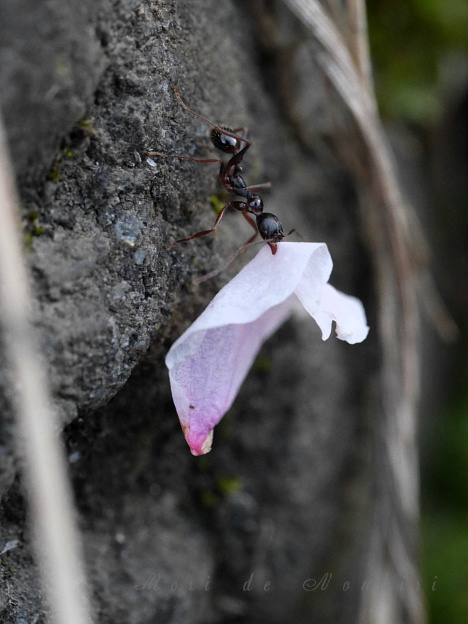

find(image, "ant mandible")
[148,87,287,255]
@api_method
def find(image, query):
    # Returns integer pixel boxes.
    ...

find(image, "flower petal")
[165,241,368,455]
[166,243,333,454]
[166,299,295,455]
[310,283,369,344]
[183,242,332,335]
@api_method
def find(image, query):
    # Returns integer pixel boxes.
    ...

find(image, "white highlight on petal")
[165,242,369,455]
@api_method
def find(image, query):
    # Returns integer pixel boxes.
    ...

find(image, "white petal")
[177,242,332,339]
[165,242,333,454]
[311,283,369,344]
[165,241,367,455]
[166,298,295,455]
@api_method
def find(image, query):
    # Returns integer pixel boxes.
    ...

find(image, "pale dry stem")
[0,117,93,624]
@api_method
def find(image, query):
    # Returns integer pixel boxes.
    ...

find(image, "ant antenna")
[173,87,250,147]
[193,239,267,284]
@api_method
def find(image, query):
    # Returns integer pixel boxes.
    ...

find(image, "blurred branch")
[278,1,452,623]
[0,117,93,624]
[344,0,374,96]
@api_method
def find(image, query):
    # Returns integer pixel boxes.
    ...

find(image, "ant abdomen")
[210,127,242,154]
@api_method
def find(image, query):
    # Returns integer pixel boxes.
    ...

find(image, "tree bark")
[0,1,422,622]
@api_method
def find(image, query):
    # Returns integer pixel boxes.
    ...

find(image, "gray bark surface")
[0,1,418,623]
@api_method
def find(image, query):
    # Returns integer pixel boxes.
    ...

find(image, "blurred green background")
[368,0,468,123]
[367,0,468,621]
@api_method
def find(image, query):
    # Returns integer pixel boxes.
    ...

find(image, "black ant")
[148,87,291,255]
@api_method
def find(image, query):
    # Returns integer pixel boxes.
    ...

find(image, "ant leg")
[232,127,248,139]
[192,228,304,276]
[167,206,228,250]
[225,142,250,168]
[284,228,306,241]
[173,87,251,147]
[147,151,222,165]
[241,212,259,245]
[167,201,245,250]
[245,182,272,192]
[193,237,268,284]
[193,247,245,284]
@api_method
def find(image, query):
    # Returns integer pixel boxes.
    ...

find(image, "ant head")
[247,195,263,216]
[210,127,241,154]
[256,213,284,243]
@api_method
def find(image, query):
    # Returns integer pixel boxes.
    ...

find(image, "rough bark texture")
[0,1,415,623]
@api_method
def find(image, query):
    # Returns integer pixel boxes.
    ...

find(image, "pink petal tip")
[185,428,213,456]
